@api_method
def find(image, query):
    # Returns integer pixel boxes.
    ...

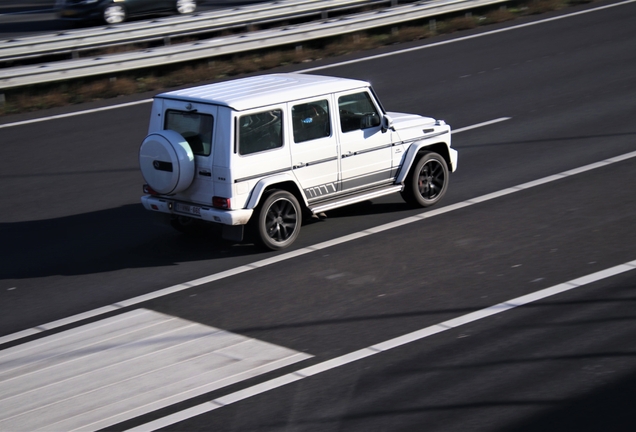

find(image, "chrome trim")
[342,143,392,158]
[234,168,291,183]
[293,155,339,169]
[399,130,449,145]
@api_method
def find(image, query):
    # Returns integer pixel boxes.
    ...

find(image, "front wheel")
[176,0,197,14]
[103,5,126,24]
[256,190,301,250]
[401,152,449,207]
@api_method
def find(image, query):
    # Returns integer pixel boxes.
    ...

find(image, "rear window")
[165,110,214,156]
[238,109,283,155]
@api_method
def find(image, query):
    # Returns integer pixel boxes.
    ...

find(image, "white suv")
[139,73,457,250]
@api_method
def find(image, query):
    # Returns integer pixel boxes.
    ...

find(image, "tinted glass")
[238,109,283,155]
[292,100,331,143]
[165,110,214,156]
[338,92,381,133]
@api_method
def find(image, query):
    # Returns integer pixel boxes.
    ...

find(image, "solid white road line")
[0,117,504,345]
[302,0,636,73]
[0,99,153,130]
[1,0,634,131]
[2,146,636,347]
[129,260,636,431]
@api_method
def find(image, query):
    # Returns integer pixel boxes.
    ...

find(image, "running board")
[309,184,403,214]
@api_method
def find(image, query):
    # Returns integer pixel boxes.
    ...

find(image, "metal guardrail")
[0,0,507,90]
[0,0,397,62]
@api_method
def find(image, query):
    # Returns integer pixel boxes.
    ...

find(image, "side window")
[165,110,214,156]
[292,100,331,143]
[338,92,381,133]
[238,109,283,155]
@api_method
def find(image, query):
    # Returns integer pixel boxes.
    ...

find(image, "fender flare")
[396,141,456,184]
[244,173,306,209]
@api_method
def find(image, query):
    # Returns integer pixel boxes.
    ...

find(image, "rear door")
[288,97,340,201]
[161,98,218,206]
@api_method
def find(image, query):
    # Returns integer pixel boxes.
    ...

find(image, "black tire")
[170,215,200,234]
[401,152,449,207]
[103,5,126,24]
[256,190,301,250]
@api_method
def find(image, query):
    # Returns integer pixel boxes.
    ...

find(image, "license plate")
[174,202,201,216]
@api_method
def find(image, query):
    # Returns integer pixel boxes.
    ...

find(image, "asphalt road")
[1,0,635,430]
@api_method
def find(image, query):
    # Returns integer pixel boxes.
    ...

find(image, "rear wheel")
[401,152,449,207]
[256,190,301,250]
[103,5,126,24]
[169,216,200,234]
[176,0,196,14]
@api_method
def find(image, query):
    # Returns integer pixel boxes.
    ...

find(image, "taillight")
[143,184,159,195]
[212,196,230,209]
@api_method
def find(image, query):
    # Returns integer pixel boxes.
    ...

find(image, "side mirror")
[381,114,394,133]
[361,113,380,129]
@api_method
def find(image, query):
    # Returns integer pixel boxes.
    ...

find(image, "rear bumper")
[141,195,253,226]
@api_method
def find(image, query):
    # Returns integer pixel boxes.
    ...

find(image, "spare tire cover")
[139,130,195,195]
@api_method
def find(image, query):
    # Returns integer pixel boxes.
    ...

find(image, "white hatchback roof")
[156,73,371,111]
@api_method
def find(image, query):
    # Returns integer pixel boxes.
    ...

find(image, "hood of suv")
[387,111,445,142]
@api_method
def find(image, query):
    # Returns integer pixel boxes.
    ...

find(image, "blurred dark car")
[58,0,197,24]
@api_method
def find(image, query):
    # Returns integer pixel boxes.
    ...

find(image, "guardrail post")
[429,18,436,33]
[72,50,79,60]
[0,93,5,108]
[164,36,171,46]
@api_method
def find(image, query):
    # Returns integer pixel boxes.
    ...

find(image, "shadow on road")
[0,199,414,280]
[502,367,636,432]
[0,203,258,280]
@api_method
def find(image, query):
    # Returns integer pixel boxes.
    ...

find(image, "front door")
[336,90,393,193]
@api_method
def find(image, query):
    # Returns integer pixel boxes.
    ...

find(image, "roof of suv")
[156,73,371,111]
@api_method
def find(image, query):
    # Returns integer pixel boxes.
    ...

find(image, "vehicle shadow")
[325,200,413,218]
[0,198,418,280]
[0,203,263,280]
